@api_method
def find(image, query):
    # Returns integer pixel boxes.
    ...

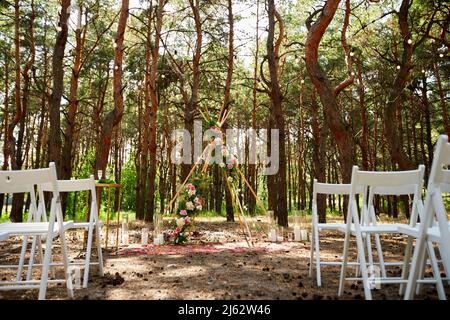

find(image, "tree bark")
[433,62,449,137]
[0,49,10,216]
[8,0,25,222]
[94,0,129,175]
[48,0,71,175]
[383,0,414,170]
[311,89,327,223]
[145,0,165,222]
[267,0,288,227]
[61,6,85,181]
[248,0,259,215]
[181,0,202,182]
[305,0,355,184]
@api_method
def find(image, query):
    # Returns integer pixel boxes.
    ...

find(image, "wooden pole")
[224,170,253,247]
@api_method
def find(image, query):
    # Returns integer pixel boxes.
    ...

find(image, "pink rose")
[180,210,187,216]
[227,163,234,169]
[186,183,196,191]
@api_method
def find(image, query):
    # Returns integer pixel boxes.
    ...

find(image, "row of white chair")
[309,134,450,300]
[0,163,103,299]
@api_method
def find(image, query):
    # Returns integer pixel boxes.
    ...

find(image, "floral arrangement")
[169,122,239,245]
[170,180,205,245]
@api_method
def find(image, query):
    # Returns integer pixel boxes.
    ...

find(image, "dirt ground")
[0,217,449,300]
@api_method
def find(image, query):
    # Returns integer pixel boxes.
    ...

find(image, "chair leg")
[38,236,53,300]
[338,231,351,296]
[16,235,29,282]
[415,251,427,296]
[309,228,314,278]
[399,235,414,295]
[356,232,372,300]
[26,236,39,281]
[315,227,322,287]
[83,223,95,288]
[59,232,74,299]
[95,223,104,276]
[37,236,43,263]
[374,234,387,279]
[366,234,373,267]
[404,238,427,300]
[437,245,450,286]
[425,241,446,300]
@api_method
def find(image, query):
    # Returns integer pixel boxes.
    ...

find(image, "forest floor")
[0,217,449,300]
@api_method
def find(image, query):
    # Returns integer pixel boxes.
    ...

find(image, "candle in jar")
[157,233,164,245]
[301,229,308,241]
[269,229,277,242]
[122,232,129,245]
[294,226,302,241]
[141,228,149,245]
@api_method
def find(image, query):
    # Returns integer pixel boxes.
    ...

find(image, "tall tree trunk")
[137,6,153,220]
[433,62,449,136]
[421,76,433,170]
[62,6,85,181]
[10,0,36,222]
[0,49,10,216]
[357,59,369,170]
[94,0,129,175]
[8,0,24,222]
[181,0,202,182]
[48,0,71,175]
[34,18,49,170]
[221,0,235,222]
[383,0,414,170]
[248,0,259,215]
[145,0,165,222]
[305,0,355,184]
[311,89,327,223]
[266,0,287,227]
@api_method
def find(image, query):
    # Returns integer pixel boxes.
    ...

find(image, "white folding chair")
[338,165,444,300]
[40,175,104,288]
[0,163,74,300]
[309,180,368,286]
[404,135,450,300]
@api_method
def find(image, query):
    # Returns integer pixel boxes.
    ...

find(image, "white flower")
[196,204,203,211]
[228,177,233,183]
[219,162,225,168]
[186,201,195,210]
[221,147,229,157]
[188,189,196,197]
[176,218,185,228]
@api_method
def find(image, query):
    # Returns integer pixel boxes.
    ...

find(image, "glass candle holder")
[293,210,301,227]
[153,213,160,238]
[121,213,129,245]
[267,210,277,241]
[277,226,284,242]
[141,228,149,246]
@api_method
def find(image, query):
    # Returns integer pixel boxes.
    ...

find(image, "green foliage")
[120,159,138,212]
